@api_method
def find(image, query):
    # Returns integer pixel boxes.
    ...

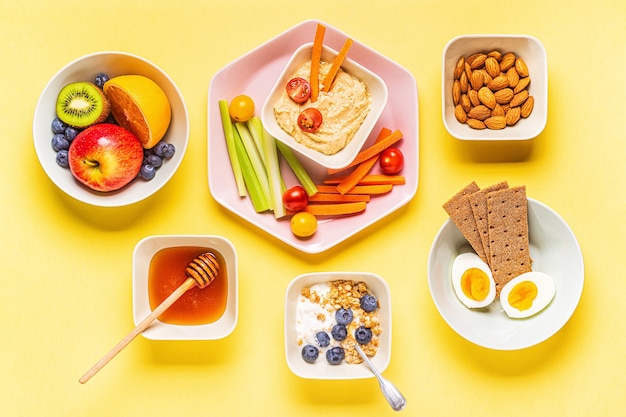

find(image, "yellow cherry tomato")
[290,212,318,238]
[229,94,255,122]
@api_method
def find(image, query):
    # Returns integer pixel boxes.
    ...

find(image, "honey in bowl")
[148,246,227,325]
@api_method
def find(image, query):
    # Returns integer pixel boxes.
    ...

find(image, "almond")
[514,76,530,94]
[469,53,487,70]
[470,70,484,91]
[520,95,534,117]
[467,104,492,120]
[454,56,465,80]
[484,116,507,130]
[479,69,492,85]
[464,62,472,81]
[461,94,471,112]
[468,89,481,107]
[487,75,509,91]
[485,57,501,78]
[494,88,514,105]
[515,57,529,77]
[487,50,503,61]
[478,86,496,109]
[491,103,505,117]
[500,52,516,72]
[460,71,468,93]
[506,67,520,88]
[454,104,468,123]
[452,80,461,105]
[467,118,486,129]
[505,106,521,125]
[510,90,529,108]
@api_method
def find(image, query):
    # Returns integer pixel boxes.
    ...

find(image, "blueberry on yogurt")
[354,326,373,345]
[301,345,319,363]
[315,331,331,348]
[326,347,345,365]
[331,324,348,341]
[335,308,353,325]
[360,294,378,312]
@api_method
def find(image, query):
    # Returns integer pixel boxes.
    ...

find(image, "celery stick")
[218,100,246,197]
[261,127,286,218]
[276,141,318,197]
[233,126,270,212]
[235,122,272,209]
[247,116,266,167]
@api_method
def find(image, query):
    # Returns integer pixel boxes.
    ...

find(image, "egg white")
[500,271,556,318]
[451,252,496,309]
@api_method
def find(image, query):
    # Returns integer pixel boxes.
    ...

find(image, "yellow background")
[2,0,625,416]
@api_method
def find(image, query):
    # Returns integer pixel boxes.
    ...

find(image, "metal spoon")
[354,344,406,411]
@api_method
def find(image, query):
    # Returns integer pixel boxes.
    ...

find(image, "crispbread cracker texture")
[442,182,487,262]
[469,181,509,268]
[486,186,532,295]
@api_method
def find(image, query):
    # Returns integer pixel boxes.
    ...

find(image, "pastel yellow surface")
[1,0,625,416]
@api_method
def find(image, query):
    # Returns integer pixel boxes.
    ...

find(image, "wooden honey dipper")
[79,252,220,384]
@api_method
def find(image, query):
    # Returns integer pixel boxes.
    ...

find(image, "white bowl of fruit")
[33,51,189,207]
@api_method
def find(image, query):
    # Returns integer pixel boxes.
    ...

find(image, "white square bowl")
[262,42,388,169]
[442,34,547,141]
[284,271,391,379]
[132,235,238,340]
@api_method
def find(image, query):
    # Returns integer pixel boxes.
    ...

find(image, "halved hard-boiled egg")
[500,271,556,318]
[451,252,496,309]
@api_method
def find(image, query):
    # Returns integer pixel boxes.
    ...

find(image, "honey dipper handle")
[79,277,197,384]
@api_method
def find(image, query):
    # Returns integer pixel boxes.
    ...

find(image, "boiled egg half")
[451,252,496,309]
[500,271,556,318]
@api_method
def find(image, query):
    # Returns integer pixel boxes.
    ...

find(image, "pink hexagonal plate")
[208,20,418,253]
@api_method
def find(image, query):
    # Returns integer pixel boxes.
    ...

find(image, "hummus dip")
[273,61,371,155]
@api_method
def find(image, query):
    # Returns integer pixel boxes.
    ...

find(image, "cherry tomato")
[290,212,318,238]
[379,147,404,175]
[229,95,255,122]
[282,185,309,212]
[286,77,311,103]
[297,108,323,133]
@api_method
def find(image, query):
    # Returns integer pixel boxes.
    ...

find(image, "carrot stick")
[324,174,406,186]
[327,130,403,175]
[304,201,367,216]
[308,193,371,203]
[322,38,353,92]
[310,23,326,103]
[315,184,393,195]
[336,127,391,195]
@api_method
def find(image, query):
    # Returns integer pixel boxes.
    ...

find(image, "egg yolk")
[507,281,538,311]
[461,268,491,301]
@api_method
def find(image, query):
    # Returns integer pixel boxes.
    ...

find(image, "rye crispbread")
[486,185,532,295]
[468,181,509,268]
[442,181,487,263]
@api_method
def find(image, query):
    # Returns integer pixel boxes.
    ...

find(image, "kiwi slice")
[55,82,110,128]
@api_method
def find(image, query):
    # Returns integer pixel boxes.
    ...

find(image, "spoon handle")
[354,344,406,411]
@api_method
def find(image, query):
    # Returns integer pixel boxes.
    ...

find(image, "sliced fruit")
[103,75,171,149]
[55,82,110,128]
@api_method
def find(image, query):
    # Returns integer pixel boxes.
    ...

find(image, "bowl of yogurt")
[284,271,392,379]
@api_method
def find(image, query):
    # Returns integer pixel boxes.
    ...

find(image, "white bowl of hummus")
[261,42,388,169]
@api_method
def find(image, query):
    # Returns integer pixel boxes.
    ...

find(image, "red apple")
[68,123,143,192]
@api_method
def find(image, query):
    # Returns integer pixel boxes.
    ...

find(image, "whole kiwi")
[55,82,110,128]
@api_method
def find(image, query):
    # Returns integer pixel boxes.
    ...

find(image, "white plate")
[207,20,418,253]
[428,198,584,350]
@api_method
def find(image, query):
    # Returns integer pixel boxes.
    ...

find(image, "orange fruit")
[103,75,171,149]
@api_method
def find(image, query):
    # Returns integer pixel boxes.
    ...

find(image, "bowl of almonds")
[442,35,547,141]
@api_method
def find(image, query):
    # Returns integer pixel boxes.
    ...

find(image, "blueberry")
[94,72,109,88]
[56,150,69,168]
[301,345,319,363]
[331,324,347,341]
[315,331,331,348]
[51,134,69,152]
[360,294,378,312]
[354,326,373,345]
[335,308,353,325]
[139,164,156,180]
[326,347,345,365]
[51,117,67,134]
[146,154,163,168]
[64,126,79,142]
[153,140,169,157]
[163,143,176,159]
